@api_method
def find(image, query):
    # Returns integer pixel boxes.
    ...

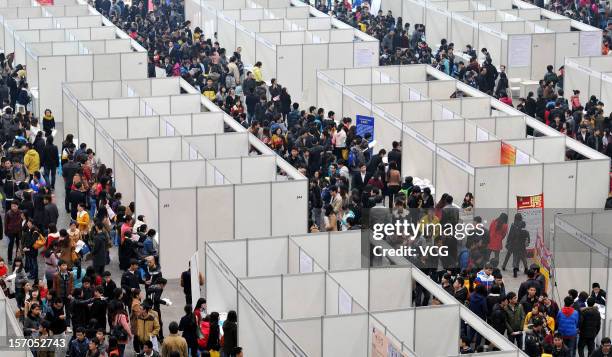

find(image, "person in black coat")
[387,141,401,172]
[489,297,508,335]
[90,223,108,275]
[7,73,18,108]
[89,286,108,331]
[45,297,68,335]
[41,136,59,189]
[351,164,371,193]
[178,305,198,357]
[221,310,238,356]
[578,297,601,357]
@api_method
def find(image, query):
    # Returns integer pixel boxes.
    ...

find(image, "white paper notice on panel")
[580,31,602,57]
[508,34,531,67]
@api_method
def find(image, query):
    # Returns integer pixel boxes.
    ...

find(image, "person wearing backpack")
[196,315,211,353]
[109,301,132,357]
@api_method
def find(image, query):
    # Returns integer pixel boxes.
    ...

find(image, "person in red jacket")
[487,213,509,264]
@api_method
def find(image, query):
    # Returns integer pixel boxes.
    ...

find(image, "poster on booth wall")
[299,249,313,273]
[500,142,516,165]
[356,115,375,142]
[476,127,489,141]
[371,327,410,357]
[508,35,531,68]
[515,149,530,164]
[37,0,54,5]
[517,194,551,293]
[338,286,352,314]
[190,252,201,308]
[580,31,602,57]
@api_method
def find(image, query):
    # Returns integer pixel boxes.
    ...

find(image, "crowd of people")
[0,0,594,356]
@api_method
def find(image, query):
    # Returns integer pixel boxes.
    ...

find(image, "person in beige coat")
[161,322,188,357]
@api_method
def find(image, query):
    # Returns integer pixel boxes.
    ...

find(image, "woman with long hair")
[108,300,132,357]
[487,213,509,265]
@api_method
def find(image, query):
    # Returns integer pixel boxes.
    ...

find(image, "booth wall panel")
[248,238,288,277]
[82,100,109,118]
[291,233,329,270]
[164,115,191,135]
[63,93,79,140]
[39,56,66,122]
[329,231,362,271]
[495,117,526,139]
[93,81,121,98]
[283,273,325,319]
[508,165,543,212]
[279,319,321,357]
[434,120,465,143]
[436,155,468,207]
[241,156,276,183]
[185,135,216,158]
[328,43,353,69]
[531,33,555,79]
[576,160,610,209]
[470,141,501,166]
[192,113,225,134]
[323,314,368,357]
[369,268,412,311]
[111,98,140,118]
[134,175,158,242]
[414,306,460,356]
[372,309,415,349]
[330,270,368,311]
[461,97,490,118]
[94,54,120,81]
[96,133,114,170]
[114,150,134,203]
[474,166,509,221]
[159,189,196,278]
[171,161,206,187]
[242,276,282,319]
[215,133,249,158]
[317,80,342,117]
[402,132,433,181]
[125,79,151,97]
[149,137,182,161]
[205,251,239,316]
[120,140,147,162]
[507,139,533,155]
[128,117,158,138]
[120,53,147,80]
[257,40,276,80]
[278,45,302,103]
[197,186,234,250]
[237,292,274,357]
[235,183,271,238]
[402,101,431,121]
[78,112,96,154]
[272,180,308,236]
[144,97,170,115]
[533,137,566,162]
[210,158,241,184]
[302,44,327,104]
[151,77,180,96]
[140,163,170,188]
[171,94,201,114]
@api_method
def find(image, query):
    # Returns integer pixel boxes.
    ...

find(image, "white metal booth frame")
[386,0,601,82]
[316,66,610,232]
[552,212,612,336]
[205,231,527,356]
[62,78,308,278]
[564,56,612,111]
[188,0,380,104]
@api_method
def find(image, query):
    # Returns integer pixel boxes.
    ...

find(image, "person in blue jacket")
[557,295,580,357]
[468,284,488,346]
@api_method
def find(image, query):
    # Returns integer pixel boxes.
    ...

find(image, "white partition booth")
[63,78,308,277]
[564,56,612,108]
[205,231,525,356]
[316,67,610,231]
[552,212,612,335]
[0,289,30,356]
[189,0,379,103]
[388,0,601,81]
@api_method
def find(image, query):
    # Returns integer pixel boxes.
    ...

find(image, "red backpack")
[197,321,210,348]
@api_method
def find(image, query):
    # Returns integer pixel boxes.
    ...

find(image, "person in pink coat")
[487,213,509,264]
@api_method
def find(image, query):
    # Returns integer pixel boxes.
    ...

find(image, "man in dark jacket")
[518,270,542,301]
[41,136,59,189]
[505,292,525,348]
[61,157,80,213]
[43,195,58,229]
[387,141,401,172]
[89,286,108,330]
[90,222,108,275]
[4,201,22,264]
[44,297,68,335]
[488,295,508,335]
[578,297,601,357]
[121,259,142,309]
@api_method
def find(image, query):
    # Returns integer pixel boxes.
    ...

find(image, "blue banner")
[356,115,374,142]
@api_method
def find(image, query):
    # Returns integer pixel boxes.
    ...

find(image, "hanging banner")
[517,194,551,293]
[356,115,375,142]
[500,142,516,165]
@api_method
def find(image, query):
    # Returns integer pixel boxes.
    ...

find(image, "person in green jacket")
[504,291,525,348]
